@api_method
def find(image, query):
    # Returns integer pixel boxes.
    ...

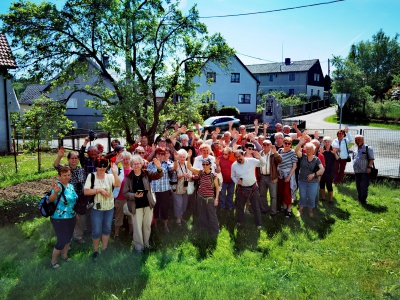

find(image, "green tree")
[17,97,73,171]
[1,0,234,144]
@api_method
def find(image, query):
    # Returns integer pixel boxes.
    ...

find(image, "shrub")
[218,106,239,117]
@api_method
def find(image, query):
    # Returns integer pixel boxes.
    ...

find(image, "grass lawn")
[0,178,399,299]
[325,115,400,130]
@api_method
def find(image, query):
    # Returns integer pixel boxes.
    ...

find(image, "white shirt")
[231,157,266,186]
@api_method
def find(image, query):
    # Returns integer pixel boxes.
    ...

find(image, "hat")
[158,137,166,142]
[180,134,189,140]
[114,145,124,152]
[202,158,212,165]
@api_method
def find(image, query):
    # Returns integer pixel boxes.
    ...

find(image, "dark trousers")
[355,173,370,204]
[235,185,262,226]
[334,159,347,184]
[153,191,171,221]
[197,194,219,235]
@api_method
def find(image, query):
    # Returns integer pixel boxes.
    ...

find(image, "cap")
[114,145,124,152]
[202,158,212,165]
[158,137,166,142]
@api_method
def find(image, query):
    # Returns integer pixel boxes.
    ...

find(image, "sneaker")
[75,239,85,245]
[236,222,241,227]
[281,207,287,214]
[256,226,262,230]
[244,210,250,215]
[164,226,170,233]
[50,262,61,269]
[285,211,292,218]
[92,251,99,262]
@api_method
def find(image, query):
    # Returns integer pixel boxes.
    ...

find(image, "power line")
[236,52,278,63]
[200,0,345,19]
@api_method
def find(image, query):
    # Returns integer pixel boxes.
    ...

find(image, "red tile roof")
[0,34,17,69]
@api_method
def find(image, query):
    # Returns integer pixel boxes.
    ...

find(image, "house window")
[66,98,78,109]
[269,74,274,82]
[238,94,250,104]
[74,78,80,85]
[311,89,314,96]
[231,73,240,83]
[317,90,320,96]
[314,73,320,81]
[206,93,215,102]
[289,89,295,95]
[289,73,295,81]
[206,72,216,82]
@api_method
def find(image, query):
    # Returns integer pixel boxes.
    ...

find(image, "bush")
[218,106,239,117]
[21,141,52,153]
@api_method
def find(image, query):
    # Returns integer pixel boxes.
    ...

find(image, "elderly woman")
[49,166,78,269]
[53,147,86,244]
[147,147,177,233]
[332,126,352,184]
[295,139,325,217]
[320,136,339,204]
[123,155,163,253]
[84,156,121,262]
[173,149,192,225]
[277,137,298,218]
[187,150,220,235]
[112,151,132,238]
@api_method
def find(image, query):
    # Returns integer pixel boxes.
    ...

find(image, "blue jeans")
[219,182,235,209]
[298,181,319,208]
[91,208,114,239]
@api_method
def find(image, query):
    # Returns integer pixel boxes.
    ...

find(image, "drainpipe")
[3,75,11,153]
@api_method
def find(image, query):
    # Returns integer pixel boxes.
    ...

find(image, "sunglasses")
[202,163,211,166]
[97,164,108,168]
[137,152,145,154]
[284,142,292,145]
[246,148,254,150]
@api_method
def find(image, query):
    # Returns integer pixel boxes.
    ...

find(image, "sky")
[1,0,399,76]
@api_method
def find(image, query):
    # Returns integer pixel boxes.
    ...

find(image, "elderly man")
[129,136,153,159]
[353,135,375,205]
[274,132,285,150]
[79,136,100,176]
[231,149,266,229]
[257,140,282,217]
[269,123,283,145]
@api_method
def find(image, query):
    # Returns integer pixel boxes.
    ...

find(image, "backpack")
[38,183,66,217]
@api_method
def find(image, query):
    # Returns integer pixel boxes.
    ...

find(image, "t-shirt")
[84,173,115,211]
[51,183,77,219]
[198,172,216,198]
[298,154,321,183]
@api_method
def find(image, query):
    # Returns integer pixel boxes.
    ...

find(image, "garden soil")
[0,177,57,201]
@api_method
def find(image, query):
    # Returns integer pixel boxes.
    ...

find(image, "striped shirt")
[277,149,297,170]
[198,172,216,198]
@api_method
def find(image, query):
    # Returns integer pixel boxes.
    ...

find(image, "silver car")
[199,116,240,132]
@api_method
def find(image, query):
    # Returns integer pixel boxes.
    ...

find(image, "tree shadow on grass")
[336,184,388,213]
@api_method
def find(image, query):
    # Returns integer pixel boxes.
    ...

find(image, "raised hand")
[57,147,65,158]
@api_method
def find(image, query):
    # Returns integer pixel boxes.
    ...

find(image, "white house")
[193,55,259,113]
[0,34,19,153]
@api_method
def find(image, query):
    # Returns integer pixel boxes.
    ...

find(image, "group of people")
[47,121,375,268]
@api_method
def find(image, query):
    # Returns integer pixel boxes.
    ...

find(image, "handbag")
[346,155,351,162]
[187,181,195,195]
[365,145,378,180]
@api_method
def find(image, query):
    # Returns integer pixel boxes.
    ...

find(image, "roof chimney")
[285,58,291,66]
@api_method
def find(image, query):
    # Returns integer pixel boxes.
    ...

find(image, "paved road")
[284,106,384,131]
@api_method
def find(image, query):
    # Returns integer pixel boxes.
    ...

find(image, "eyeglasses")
[223,153,229,156]
[97,165,108,168]
[69,157,79,160]
[202,163,210,166]
[137,152,145,154]
[156,153,165,155]
[246,148,254,150]
[284,142,292,145]
[131,163,142,166]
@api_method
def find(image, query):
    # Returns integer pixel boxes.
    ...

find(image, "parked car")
[198,116,240,132]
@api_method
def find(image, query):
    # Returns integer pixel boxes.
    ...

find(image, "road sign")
[334,93,350,108]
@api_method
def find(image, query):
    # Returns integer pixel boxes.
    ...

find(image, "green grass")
[0,179,399,299]
[0,152,57,188]
[324,115,400,130]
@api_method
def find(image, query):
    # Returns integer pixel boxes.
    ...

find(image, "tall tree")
[1,0,234,144]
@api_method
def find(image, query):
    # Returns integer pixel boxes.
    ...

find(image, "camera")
[89,130,97,142]
[184,180,189,187]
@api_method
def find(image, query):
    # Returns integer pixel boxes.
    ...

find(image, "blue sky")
[1,0,399,76]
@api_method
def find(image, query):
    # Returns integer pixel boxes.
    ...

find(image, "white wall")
[194,57,258,113]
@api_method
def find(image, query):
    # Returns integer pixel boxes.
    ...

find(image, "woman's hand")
[57,147,65,158]
[134,191,144,198]
[284,176,291,182]
[187,149,192,158]
[98,188,109,198]
[52,182,61,193]
[110,162,118,174]
[307,173,316,181]
[153,157,162,169]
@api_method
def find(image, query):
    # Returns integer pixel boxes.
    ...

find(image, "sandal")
[61,256,71,262]
[50,262,61,269]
